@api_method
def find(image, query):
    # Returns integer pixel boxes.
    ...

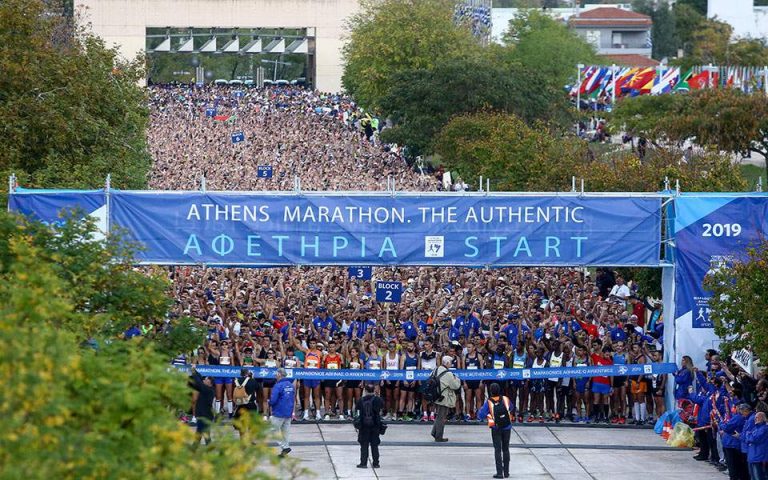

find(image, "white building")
[708,0,768,39]
[78,0,360,92]
[490,4,634,44]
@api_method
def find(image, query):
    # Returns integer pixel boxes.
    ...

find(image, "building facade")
[78,0,360,92]
[568,7,652,59]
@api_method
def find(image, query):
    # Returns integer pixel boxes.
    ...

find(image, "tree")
[434,112,590,191]
[0,211,280,479]
[634,0,679,60]
[379,46,569,157]
[503,10,597,88]
[0,0,152,193]
[672,3,705,60]
[341,0,477,110]
[612,89,768,180]
[705,241,768,364]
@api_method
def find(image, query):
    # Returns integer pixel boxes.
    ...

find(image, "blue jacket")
[689,385,715,426]
[720,413,747,449]
[746,422,768,463]
[269,378,295,418]
[477,396,513,431]
[674,368,692,400]
[741,413,756,454]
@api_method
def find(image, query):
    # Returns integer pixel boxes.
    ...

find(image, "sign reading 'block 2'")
[376,281,402,303]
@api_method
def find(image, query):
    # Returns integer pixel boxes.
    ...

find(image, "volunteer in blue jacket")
[269,368,296,457]
[746,412,768,480]
[720,403,751,480]
[478,382,513,479]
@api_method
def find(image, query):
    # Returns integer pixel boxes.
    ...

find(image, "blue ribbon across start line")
[172,363,677,381]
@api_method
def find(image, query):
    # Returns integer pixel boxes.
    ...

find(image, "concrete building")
[568,7,652,58]
[708,0,768,39]
[78,0,360,92]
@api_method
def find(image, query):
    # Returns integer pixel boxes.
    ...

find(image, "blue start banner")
[173,362,677,380]
[86,192,660,266]
[671,194,768,366]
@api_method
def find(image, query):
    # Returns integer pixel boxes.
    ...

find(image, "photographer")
[354,382,384,469]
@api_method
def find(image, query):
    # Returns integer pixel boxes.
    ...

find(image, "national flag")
[225,113,238,124]
[673,68,694,92]
[625,67,656,93]
[582,67,607,95]
[214,114,230,121]
[689,70,719,90]
[650,67,681,95]
[577,320,599,338]
[605,67,630,98]
[592,68,615,98]
[576,66,596,95]
[616,67,640,94]
[231,131,245,144]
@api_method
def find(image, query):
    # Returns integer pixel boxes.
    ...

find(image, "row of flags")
[571,65,768,101]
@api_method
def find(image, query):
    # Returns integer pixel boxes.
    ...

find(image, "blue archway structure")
[9,183,768,406]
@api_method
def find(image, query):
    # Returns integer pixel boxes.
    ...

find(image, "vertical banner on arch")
[672,194,768,367]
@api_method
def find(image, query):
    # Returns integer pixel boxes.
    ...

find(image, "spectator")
[269,368,295,457]
[746,412,768,480]
[431,355,461,442]
[189,369,215,446]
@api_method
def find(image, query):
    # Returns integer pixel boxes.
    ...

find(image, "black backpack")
[490,399,511,429]
[421,369,448,403]
[361,396,376,428]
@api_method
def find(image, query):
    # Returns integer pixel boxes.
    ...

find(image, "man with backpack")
[233,368,260,440]
[428,356,462,442]
[354,382,384,469]
[478,382,513,478]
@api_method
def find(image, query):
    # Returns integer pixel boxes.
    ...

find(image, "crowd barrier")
[174,363,677,380]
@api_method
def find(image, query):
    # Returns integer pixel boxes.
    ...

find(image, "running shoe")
[429,412,436,422]
[538,416,544,423]
[303,411,310,421]
[618,417,626,425]
[422,412,428,422]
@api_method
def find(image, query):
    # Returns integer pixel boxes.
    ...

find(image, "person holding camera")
[354,382,385,469]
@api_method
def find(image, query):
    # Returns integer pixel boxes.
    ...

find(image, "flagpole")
[764,66,768,97]
[611,64,616,105]
[576,63,584,111]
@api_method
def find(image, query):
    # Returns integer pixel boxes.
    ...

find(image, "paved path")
[258,423,722,480]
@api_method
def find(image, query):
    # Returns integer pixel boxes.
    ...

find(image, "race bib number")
[327,363,339,370]
[494,360,505,369]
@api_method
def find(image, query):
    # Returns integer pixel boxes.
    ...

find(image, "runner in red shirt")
[590,346,614,423]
